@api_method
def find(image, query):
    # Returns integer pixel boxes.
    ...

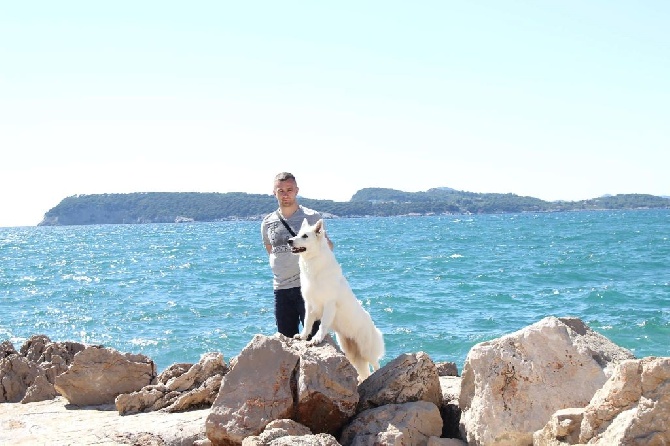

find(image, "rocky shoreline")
[2,316,668,445]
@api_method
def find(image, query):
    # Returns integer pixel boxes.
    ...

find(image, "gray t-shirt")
[261,205,323,290]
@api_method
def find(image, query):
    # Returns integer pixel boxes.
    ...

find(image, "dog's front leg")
[296,307,317,341]
[309,301,335,345]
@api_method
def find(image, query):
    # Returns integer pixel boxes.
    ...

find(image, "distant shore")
[38,190,670,226]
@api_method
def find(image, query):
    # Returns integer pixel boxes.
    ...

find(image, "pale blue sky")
[1,1,668,227]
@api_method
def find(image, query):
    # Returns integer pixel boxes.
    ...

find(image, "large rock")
[339,400,443,446]
[55,345,156,405]
[206,335,300,445]
[206,334,359,445]
[20,335,86,383]
[293,339,359,434]
[0,335,87,403]
[0,354,46,403]
[533,356,670,445]
[357,351,443,412]
[459,316,635,445]
[579,356,670,444]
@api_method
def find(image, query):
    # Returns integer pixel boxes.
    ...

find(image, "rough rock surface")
[4,316,666,446]
[240,419,341,445]
[0,335,86,403]
[578,356,670,444]
[458,316,635,446]
[206,334,358,445]
[0,396,208,445]
[357,351,443,412]
[292,338,359,434]
[435,361,459,377]
[206,335,300,445]
[339,400,443,446]
[0,355,48,403]
[534,356,670,445]
[242,419,313,445]
[115,351,228,414]
[55,345,156,406]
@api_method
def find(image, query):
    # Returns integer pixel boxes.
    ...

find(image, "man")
[261,172,333,337]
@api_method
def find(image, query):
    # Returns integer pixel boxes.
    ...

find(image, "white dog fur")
[288,218,385,381]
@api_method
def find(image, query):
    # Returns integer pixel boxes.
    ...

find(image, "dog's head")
[288,218,326,255]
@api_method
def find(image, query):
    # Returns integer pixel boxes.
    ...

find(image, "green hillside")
[38,189,670,226]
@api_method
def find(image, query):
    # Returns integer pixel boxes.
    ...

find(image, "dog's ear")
[300,218,310,230]
[314,219,324,235]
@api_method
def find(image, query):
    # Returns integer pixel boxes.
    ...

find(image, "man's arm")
[264,243,272,254]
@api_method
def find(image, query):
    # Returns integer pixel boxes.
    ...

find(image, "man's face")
[274,179,299,206]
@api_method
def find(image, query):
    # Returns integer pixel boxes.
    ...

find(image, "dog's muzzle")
[287,239,306,253]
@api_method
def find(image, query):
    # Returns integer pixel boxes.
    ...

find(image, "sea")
[1,210,668,374]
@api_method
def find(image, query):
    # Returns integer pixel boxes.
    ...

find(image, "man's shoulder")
[298,205,321,217]
[261,210,279,225]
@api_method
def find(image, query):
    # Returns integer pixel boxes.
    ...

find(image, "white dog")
[288,218,385,381]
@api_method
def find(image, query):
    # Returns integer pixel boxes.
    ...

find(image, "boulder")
[55,345,156,405]
[534,356,670,445]
[20,335,86,363]
[206,334,359,445]
[436,361,459,377]
[579,356,670,444]
[206,335,300,445]
[292,338,359,434]
[357,351,443,412]
[0,354,44,403]
[22,336,86,383]
[21,373,58,403]
[339,400,443,446]
[459,316,635,445]
[0,335,87,403]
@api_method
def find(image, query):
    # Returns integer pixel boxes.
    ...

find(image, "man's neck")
[279,204,299,218]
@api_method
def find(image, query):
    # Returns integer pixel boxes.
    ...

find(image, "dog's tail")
[370,326,385,368]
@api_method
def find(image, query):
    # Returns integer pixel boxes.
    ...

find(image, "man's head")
[273,172,299,208]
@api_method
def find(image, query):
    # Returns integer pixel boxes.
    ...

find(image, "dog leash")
[275,211,297,237]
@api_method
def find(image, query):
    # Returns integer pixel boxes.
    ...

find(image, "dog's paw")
[307,332,326,346]
[293,333,308,341]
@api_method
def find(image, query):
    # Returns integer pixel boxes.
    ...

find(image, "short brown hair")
[274,172,296,182]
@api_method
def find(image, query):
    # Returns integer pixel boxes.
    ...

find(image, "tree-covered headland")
[38,187,670,226]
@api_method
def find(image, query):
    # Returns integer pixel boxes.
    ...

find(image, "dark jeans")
[274,287,320,338]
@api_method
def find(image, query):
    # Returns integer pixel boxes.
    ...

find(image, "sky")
[1,2,669,227]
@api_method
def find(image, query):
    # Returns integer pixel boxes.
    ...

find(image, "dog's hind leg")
[339,337,371,382]
[351,357,371,383]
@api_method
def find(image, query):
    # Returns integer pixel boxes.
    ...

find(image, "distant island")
[38,188,670,226]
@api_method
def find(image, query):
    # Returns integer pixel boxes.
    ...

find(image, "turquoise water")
[1,210,668,373]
